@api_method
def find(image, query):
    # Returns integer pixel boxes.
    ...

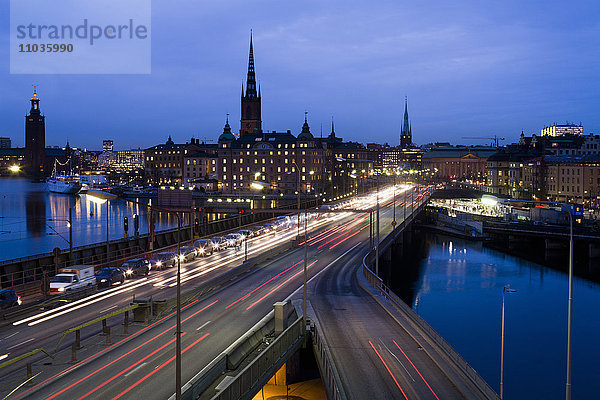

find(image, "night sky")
[1,0,598,150]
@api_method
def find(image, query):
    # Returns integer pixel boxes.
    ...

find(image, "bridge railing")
[311,316,348,400]
[362,238,500,400]
[210,316,305,400]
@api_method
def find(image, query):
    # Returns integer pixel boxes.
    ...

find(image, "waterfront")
[399,233,599,399]
[0,178,178,262]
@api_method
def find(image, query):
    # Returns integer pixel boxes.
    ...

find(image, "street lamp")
[88,189,184,400]
[292,161,301,239]
[290,161,309,332]
[375,171,380,276]
[483,195,575,400]
[500,286,517,399]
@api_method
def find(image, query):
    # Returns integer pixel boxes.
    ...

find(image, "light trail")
[111,333,210,400]
[393,340,440,400]
[225,260,303,309]
[26,300,200,400]
[43,300,217,400]
[13,278,150,326]
[26,278,158,327]
[369,340,409,400]
[245,260,318,311]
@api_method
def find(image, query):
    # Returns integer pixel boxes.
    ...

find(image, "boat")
[46,175,83,194]
[46,159,82,194]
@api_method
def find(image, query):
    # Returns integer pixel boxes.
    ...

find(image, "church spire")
[245,32,257,99]
[400,96,412,148]
[331,116,335,136]
[240,32,262,135]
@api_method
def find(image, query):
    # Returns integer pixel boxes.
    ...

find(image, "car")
[211,237,228,251]
[275,216,291,228]
[238,229,252,238]
[193,239,215,256]
[149,252,177,270]
[178,246,197,262]
[95,267,125,288]
[0,289,21,309]
[250,226,264,236]
[262,223,277,232]
[225,233,243,247]
[120,258,150,278]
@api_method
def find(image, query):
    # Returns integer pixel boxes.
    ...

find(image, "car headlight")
[179,255,185,261]
[198,248,204,254]
[58,287,65,292]
[126,269,133,275]
[100,279,107,283]
[17,297,22,306]
[156,261,162,267]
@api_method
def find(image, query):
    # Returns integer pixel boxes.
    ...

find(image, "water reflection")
[0,178,179,260]
[25,190,46,237]
[394,232,600,400]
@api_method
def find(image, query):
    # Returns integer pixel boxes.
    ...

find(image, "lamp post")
[303,197,308,331]
[500,286,517,399]
[87,189,184,400]
[393,171,396,226]
[291,161,309,331]
[292,161,301,240]
[68,207,73,266]
[483,195,575,400]
[175,213,182,400]
[375,171,380,276]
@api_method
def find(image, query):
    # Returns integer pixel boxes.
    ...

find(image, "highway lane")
[308,220,465,399]
[3,187,407,399]
[308,187,487,399]
[0,211,340,362]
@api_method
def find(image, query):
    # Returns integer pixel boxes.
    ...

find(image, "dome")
[218,117,235,142]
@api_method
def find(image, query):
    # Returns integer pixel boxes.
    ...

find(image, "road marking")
[123,362,147,377]
[286,242,361,301]
[100,305,117,314]
[7,338,34,350]
[196,321,211,331]
[393,340,440,400]
[380,339,414,382]
[2,331,19,341]
[369,340,409,399]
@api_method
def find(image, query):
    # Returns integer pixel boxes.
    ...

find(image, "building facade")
[423,145,496,182]
[541,124,583,137]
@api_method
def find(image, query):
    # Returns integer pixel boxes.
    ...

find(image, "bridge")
[0,185,498,399]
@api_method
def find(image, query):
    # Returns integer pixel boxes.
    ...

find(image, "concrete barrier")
[173,311,276,400]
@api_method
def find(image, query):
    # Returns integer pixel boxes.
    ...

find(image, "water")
[401,234,600,399]
[0,178,178,261]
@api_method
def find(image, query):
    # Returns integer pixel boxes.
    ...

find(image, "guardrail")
[311,319,348,400]
[54,304,138,353]
[0,347,54,383]
[209,316,305,400]
[175,311,276,400]
[362,245,499,400]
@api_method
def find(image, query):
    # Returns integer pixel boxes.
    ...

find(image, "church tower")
[400,97,412,148]
[25,87,46,177]
[240,33,262,136]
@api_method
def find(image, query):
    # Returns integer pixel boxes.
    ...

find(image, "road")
[308,200,468,399]
[0,185,464,400]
